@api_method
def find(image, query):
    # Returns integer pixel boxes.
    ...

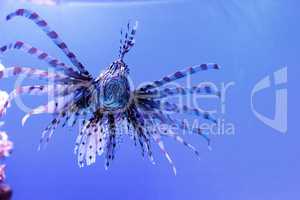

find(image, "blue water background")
[0,0,298,199]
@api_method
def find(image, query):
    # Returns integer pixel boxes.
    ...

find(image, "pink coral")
[0,132,13,159]
[0,165,5,182]
[0,128,13,184]
[0,125,12,199]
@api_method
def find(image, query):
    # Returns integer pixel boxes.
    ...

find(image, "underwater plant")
[0,9,220,174]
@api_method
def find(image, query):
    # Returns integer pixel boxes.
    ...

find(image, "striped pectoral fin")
[130,105,152,158]
[161,129,201,159]
[6,9,90,77]
[0,101,9,117]
[104,114,117,170]
[104,139,115,170]
[152,132,177,175]
[175,84,220,97]
[0,84,49,116]
[0,66,67,80]
[144,138,155,164]
[140,63,220,91]
[136,113,156,164]
[21,94,74,126]
[39,117,61,150]
[140,84,221,99]
[177,119,212,150]
[1,84,75,117]
[0,41,85,79]
[161,101,218,124]
[149,111,211,148]
[12,84,68,97]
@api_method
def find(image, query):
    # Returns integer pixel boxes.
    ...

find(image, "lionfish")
[0,9,220,174]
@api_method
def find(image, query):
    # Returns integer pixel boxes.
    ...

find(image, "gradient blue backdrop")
[0,0,298,199]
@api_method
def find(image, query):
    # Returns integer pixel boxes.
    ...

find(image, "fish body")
[0,9,220,174]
